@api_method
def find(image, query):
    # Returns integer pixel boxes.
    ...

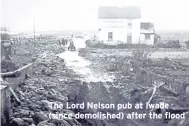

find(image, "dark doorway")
[108,32,113,41]
[127,35,132,44]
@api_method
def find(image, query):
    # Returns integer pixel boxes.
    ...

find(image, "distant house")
[140,22,160,45]
[95,6,141,45]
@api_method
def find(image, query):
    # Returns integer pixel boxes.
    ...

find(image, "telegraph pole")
[33,14,36,54]
[33,15,35,39]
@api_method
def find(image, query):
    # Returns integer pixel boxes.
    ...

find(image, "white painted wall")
[98,19,127,28]
[140,34,155,45]
[131,19,141,44]
[96,27,127,42]
[96,18,140,44]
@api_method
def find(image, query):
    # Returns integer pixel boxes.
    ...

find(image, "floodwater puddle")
[57,45,115,83]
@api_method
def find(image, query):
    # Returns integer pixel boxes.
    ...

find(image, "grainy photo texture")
[1,0,189,126]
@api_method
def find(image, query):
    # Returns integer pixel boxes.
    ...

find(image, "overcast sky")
[1,0,189,33]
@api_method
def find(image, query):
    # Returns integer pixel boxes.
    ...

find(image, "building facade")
[140,22,156,45]
[95,6,141,45]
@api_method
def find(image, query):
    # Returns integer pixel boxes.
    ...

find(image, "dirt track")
[57,50,115,82]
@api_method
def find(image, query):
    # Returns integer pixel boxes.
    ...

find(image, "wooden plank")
[8,87,21,103]
[0,63,32,124]
[160,86,179,96]
[7,63,33,86]
[1,85,11,124]
[146,85,157,105]
[0,71,21,78]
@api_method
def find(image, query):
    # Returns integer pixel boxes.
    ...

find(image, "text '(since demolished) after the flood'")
[47,102,186,120]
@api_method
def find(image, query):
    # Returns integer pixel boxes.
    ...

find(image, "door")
[108,32,113,41]
[127,35,132,44]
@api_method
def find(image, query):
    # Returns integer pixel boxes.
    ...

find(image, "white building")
[95,6,141,45]
[140,22,157,45]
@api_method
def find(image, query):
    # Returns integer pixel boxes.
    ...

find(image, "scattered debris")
[2,35,189,126]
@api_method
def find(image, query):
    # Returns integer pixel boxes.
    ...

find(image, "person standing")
[3,41,12,60]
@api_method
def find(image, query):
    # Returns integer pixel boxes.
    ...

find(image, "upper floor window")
[128,22,132,26]
[128,19,132,28]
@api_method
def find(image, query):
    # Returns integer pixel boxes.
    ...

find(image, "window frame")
[145,34,151,40]
[127,19,132,29]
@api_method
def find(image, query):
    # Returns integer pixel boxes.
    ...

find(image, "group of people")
[57,37,77,51]
[58,38,69,46]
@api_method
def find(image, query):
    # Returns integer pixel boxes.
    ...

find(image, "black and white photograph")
[1,0,189,126]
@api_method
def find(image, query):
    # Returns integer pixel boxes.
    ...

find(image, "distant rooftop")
[98,6,141,19]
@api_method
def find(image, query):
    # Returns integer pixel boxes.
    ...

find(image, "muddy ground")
[78,47,189,125]
[3,38,189,126]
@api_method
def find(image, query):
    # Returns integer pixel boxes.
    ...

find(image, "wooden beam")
[0,71,21,78]
[8,87,21,103]
[160,86,179,97]
[146,85,157,105]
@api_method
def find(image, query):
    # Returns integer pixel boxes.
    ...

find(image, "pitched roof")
[98,6,141,19]
[140,22,154,30]
[140,22,155,34]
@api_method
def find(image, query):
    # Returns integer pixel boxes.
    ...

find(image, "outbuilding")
[140,22,157,45]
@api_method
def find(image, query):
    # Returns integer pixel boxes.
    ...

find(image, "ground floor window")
[145,34,150,39]
[127,35,132,44]
[108,32,113,41]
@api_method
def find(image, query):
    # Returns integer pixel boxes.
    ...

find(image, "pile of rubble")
[8,51,83,126]
[6,45,132,126]
[10,78,82,126]
[78,48,189,126]
[30,43,65,57]
[155,40,181,48]
[12,40,65,66]
[5,38,189,126]
[1,59,19,73]
[32,52,65,76]
[2,39,87,126]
